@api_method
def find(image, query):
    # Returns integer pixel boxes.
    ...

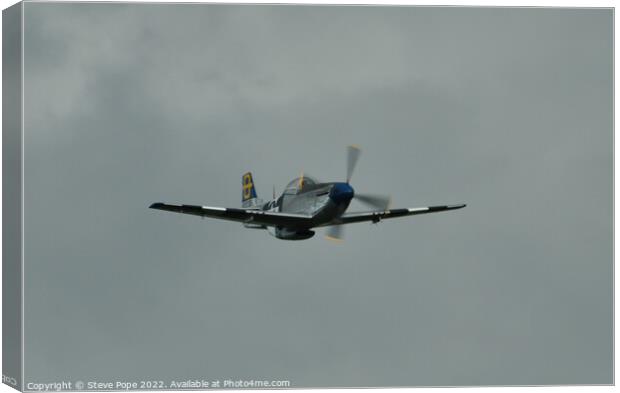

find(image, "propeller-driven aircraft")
[150,146,466,241]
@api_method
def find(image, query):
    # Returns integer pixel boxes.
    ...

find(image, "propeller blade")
[325,225,344,242]
[346,145,361,184]
[300,172,322,184]
[298,171,304,189]
[354,193,391,211]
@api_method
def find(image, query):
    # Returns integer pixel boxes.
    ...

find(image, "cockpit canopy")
[284,176,317,194]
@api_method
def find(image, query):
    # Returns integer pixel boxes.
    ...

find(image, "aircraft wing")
[149,202,313,227]
[327,204,466,225]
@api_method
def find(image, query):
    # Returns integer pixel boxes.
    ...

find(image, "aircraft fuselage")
[256,181,354,239]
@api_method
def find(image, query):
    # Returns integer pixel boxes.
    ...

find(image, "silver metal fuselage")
[261,181,354,231]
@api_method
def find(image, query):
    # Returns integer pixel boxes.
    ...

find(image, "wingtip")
[449,203,467,209]
[150,202,164,209]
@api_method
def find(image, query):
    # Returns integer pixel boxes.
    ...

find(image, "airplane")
[150,146,466,241]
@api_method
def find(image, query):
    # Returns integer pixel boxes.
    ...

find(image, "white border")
[0,1,615,393]
[20,0,24,389]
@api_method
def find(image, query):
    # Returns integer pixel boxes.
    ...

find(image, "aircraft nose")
[329,182,355,204]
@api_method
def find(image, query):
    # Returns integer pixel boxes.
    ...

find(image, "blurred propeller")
[346,145,361,184]
[354,193,391,211]
[298,171,304,189]
[325,145,392,243]
[325,225,344,242]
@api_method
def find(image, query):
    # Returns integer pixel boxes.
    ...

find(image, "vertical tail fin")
[242,172,259,208]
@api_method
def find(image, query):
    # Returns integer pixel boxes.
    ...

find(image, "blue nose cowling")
[329,182,355,204]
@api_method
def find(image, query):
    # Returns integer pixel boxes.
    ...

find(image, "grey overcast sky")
[22,3,612,387]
